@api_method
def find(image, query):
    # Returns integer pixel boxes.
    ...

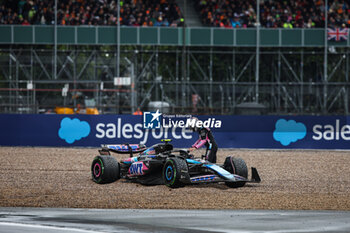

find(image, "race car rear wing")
[99,144,147,157]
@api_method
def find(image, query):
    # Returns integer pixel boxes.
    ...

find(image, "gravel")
[0,147,349,210]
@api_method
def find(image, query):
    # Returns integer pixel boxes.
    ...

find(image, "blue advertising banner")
[1,114,350,149]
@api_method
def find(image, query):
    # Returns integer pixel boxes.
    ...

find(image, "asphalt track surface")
[0,208,350,233]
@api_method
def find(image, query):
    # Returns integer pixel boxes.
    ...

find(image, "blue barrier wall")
[1,114,350,149]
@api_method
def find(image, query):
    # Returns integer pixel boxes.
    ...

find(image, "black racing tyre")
[224,156,248,188]
[91,155,120,184]
[163,158,188,188]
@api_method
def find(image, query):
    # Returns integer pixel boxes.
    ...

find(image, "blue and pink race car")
[91,140,261,188]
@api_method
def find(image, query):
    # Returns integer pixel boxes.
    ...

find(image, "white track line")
[0,222,107,233]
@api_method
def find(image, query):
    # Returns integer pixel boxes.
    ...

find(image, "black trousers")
[207,143,218,163]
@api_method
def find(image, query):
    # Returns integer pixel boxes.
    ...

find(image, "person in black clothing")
[188,118,218,163]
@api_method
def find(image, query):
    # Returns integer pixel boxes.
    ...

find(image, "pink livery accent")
[192,134,209,149]
[93,163,101,177]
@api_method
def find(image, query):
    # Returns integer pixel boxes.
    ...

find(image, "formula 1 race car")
[91,140,261,188]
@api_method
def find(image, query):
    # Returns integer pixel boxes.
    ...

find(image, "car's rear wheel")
[163,158,187,188]
[91,155,120,184]
[224,156,248,188]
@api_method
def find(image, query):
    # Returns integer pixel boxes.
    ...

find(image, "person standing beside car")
[188,118,218,163]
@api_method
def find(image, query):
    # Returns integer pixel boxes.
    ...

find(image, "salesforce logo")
[273,119,307,146]
[58,117,91,144]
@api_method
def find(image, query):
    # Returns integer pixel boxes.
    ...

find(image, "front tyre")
[163,158,188,188]
[91,155,120,184]
[224,156,248,188]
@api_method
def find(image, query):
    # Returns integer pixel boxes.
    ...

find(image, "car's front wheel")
[224,156,248,188]
[163,158,188,188]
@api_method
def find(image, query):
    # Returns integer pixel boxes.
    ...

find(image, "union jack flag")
[327,27,348,41]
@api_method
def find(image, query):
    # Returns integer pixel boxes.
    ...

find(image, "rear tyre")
[91,155,120,184]
[163,158,188,188]
[224,156,248,188]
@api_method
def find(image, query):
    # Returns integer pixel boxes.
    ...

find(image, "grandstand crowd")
[0,0,349,28]
[0,0,183,26]
[196,0,350,28]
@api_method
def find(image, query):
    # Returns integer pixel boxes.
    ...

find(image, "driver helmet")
[189,117,199,132]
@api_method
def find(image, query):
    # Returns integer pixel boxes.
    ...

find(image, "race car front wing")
[189,166,261,184]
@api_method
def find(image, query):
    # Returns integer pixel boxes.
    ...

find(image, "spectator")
[283,21,293,28]
[231,16,241,28]
[22,18,30,25]
[133,107,142,115]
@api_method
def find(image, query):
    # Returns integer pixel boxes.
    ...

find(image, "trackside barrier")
[1,26,348,47]
[1,114,350,149]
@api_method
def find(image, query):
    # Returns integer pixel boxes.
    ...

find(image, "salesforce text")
[96,118,192,144]
[313,119,350,140]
